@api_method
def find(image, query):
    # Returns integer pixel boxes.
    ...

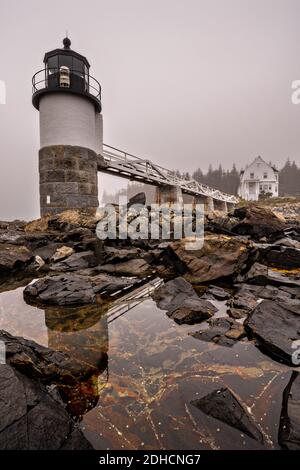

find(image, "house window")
[250,172,254,179]
[263,172,268,179]
[269,185,272,191]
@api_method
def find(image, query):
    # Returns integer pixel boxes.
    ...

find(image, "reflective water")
[0,281,292,450]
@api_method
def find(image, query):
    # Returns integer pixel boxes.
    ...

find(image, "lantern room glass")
[45,54,89,93]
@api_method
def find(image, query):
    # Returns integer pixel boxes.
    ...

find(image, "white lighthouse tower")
[32,37,103,215]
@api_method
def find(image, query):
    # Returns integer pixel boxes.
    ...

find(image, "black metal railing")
[32,68,101,102]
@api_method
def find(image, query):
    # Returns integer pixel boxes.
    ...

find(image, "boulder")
[190,317,246,346]
[202,285,231,301]
[0,330,98,383]
[231,205,285,239]
[24,274,97,306]
[279,372,300,450]
[245,299,300,365]
[97,258,152,277]
[0,245,34,275]
[238,262,300,288]
[191,387,264,443]
[258,245,300,270]
[24,271,144,306]
[152,277,217,324]
[50,250,97,272]
[167,234,252,284]
[274,237,300,250]
[51,245,75,262]
[102,246,143,264]
[0,364,92,450]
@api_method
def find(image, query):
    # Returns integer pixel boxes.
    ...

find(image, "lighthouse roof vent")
[43,37,90,68]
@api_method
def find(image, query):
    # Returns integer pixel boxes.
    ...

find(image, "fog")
[1,0,300,220]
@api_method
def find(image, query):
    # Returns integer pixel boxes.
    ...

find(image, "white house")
[238,156,279,201]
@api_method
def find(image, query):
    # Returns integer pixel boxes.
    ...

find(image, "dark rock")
[0,245,34,275]
[190,317,246,346]
[279,372,300,450]
[97,258,152,277]
[227,292,258,313]
[24,271,144,307]
[167,298,218,325]
[50,250,97,272]
[245,299,300,366]
[234,282,292,302]
[0,330,97,383]
[0,231,26,245]
[227,307,248,319]
[274,237,300,250]
[191,387,264,443]
[238,262,300,288]
[258,244,300,269]
[34,243,64,262]
[279,285,300,299]
[152,277,217,324]
[202,285,231,300]
[231,205,285,239]
[0,364,92,450]
[167,235,252,284]
[103,246,142,264]
[24,274,97,306]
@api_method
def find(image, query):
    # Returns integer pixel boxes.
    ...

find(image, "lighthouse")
[32,37,102,216]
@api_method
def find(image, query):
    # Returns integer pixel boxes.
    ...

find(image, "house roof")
[241,155,278,173]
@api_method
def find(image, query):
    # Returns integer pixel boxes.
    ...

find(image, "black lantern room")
[32,37,101,112]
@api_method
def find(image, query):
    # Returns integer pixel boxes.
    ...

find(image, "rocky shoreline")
[0,199,300,449]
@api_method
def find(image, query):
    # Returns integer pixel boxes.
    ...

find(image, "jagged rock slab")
[190,317,246,346]
[167,235,252,284]
[0,364,92,450]
[97,258,152,277]
[245,299,300,366]
[202,285,231,300]
[50,250,97,272]
[258,244,300,269]
[0,329,98,383]
[279,372,300,449]
[238,262,300,288]
[152,277,217,324]
[191,387,264,443]
[231,205,285,239]
[0,245,33,274]
[24,274,97,306]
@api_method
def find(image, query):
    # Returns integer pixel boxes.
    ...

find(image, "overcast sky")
[1,0,300,220]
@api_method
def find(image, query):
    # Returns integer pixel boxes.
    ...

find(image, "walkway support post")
[214,200,228,213]
[155,185,183,206]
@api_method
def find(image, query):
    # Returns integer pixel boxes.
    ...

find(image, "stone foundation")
[39,145,98,216]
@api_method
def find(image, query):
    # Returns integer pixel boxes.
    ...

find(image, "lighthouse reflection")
[44,303,109,418]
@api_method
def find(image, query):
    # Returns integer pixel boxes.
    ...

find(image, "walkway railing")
[102,144,239,203]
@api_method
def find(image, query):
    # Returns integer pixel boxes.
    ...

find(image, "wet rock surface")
[1,203,300,449]
[190,317,246,346]
[0,329,98,382]
[191,387,264,443]
[230,205,286,239]
[279,372,300,449]
[167,235,252,284]
[24,272,144,306]
[245,300,300,366]
[0,364,92,450]
[152,277,217,324]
